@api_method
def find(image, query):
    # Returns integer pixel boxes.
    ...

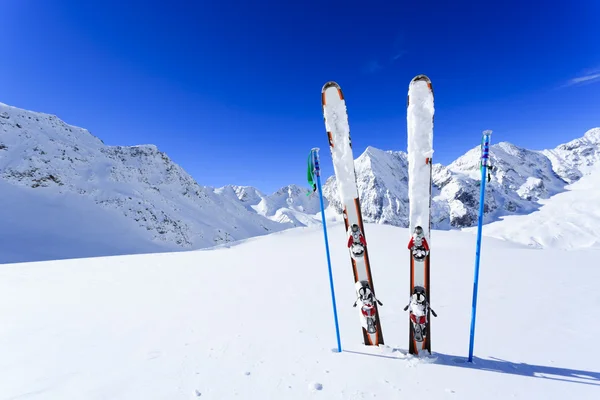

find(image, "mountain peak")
[583,127,600,143]
[360,146,406,160]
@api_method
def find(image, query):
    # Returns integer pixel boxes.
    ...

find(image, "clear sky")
[1,1,599,193]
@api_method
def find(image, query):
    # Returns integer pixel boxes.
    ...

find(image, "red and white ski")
[321,81,384,346]
[406,75,435,355]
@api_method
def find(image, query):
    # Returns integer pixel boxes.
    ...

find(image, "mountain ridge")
[1,100,599,261]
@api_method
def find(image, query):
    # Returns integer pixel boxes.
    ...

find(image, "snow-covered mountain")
[323,146,411,226]
[322,128,600,229]
[2,99,599,262]
[216,184,323,227]
[542,127,600,182]
[0,102,289,262]
[436,140,571,227]
[467,165,600,249]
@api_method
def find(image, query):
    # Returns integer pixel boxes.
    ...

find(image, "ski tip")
[321,81,345,104]
[410,74,431,84]
[322,81,341,93]
[408,74,433,96]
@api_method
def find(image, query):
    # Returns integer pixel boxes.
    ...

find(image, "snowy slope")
[438,141,569,227]
[1,225,598,399]
[0,102,287,262]
[467,166,600,249]
[542,127,600,182]
[0,180,176,264]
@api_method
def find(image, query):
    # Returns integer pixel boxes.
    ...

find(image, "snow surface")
[407,77,434,240]
[0,180,175,264]
[467,166,600,249]
[0,101,290,262]
[543,128,600,183]
[322,84,359,201]
[1,224,598,399]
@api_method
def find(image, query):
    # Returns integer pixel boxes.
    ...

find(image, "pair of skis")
[321,76,435,355]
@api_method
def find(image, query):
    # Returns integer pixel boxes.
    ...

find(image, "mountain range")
[1,101,599,262]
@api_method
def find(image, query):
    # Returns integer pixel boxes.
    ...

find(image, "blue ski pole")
[310,148,342,353]
[468,130,492,363]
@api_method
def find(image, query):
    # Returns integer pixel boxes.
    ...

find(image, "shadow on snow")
[342,349,600,387]
[434,353,600,387]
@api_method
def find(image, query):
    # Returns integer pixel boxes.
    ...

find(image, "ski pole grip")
[481,130,492,167]
[312,147,321,176]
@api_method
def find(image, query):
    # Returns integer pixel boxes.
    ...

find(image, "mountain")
[467,165,600,249]
[0,102,288,263]
[2,99,599,262]
[218,184,323,227]
[542,127,600,182]
[323,146,410,226]
[2,224,598,399]
[437,140,570,227]
[321,129,600,229]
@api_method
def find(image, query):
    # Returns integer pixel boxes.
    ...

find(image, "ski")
[406,74,435,355]
[321,81,384,346]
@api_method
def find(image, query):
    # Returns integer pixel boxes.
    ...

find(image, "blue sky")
[1,1,599,193]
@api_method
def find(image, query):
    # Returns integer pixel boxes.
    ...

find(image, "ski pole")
[310,148,342,353]
[468,130,492,362]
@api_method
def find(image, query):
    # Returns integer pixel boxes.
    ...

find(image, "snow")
[325,147,411,226]
[467,166,600,249]
[322,83,359,201]
[1,224,598,399]
[0,180,175,264]
[322,125,600,232]
[407,76,434,240]
[3,97,600,265]
[0,101,290,263]
[542,128,600,183]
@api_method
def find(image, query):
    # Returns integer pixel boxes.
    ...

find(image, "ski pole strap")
[307,152,315,185]
[480,163,492,182]
[307,149,319,195]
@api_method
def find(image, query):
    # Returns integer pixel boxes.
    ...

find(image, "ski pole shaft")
[312,148,342,353]
[468,130,492,363]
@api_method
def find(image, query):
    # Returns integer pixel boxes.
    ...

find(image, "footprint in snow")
[309,382,323,391]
